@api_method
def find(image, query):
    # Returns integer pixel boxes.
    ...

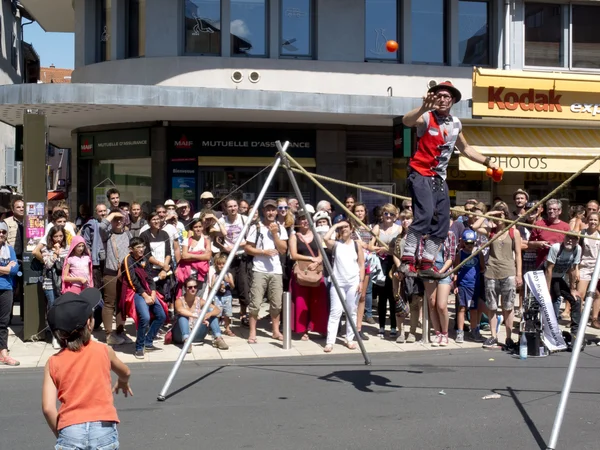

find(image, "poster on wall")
[172,176,196,202]
[25,202,45,252]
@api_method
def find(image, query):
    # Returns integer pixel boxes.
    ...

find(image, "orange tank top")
[49,340,119,431]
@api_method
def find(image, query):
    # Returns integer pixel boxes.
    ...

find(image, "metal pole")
[283,292,292,350]
[421,286,430,345]
[157,144,288,401]
[277,141,371,365]
[546,253,600,449]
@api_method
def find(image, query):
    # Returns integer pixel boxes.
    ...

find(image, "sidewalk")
[4,300,599,369]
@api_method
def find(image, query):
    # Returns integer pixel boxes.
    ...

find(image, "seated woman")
[172,276,229,351]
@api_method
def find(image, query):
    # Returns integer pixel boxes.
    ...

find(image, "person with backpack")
[244,200,288,344]
[474,201,522,349]
[544,234,582,339]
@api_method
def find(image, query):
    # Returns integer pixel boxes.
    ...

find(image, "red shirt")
[529,219,570,267]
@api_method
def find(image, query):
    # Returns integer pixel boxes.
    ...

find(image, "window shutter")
[5,146,15,186]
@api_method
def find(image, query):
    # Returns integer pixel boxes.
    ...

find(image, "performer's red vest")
[409,111,460,180]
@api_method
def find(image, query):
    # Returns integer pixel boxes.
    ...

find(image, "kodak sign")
[487,87,562,112]
[472,68,600,121]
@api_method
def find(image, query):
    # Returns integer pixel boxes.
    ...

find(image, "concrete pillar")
[22,113,47,339]
[269,0,280,58]
[448,0,459,66]
[316,130,346,203]
[401,0,412,63]
[145,0,181,57]
[151,127,168,206]
[111,0,126,60]
[74,0,98,67]
[70,134,78,219]
[221,0,231,57]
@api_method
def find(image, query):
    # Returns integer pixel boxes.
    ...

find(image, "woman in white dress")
[577,212,600,328]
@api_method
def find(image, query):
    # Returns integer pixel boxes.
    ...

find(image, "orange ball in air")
[486,167,494,178]
[386,40,399,52]
[492,167,504,182]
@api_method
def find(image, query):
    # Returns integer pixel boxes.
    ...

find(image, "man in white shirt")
[218,198,250,320]
[244,199,288,343]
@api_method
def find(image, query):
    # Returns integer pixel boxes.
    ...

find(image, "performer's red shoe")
[418,260,445,280]
[400,256,418,277]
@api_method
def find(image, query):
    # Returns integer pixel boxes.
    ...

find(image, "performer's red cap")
[428,81,462,103]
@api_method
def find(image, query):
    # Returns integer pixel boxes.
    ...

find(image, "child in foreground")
[42,288,133,449]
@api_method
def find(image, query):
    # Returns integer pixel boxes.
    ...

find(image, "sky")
[23,22,74,69]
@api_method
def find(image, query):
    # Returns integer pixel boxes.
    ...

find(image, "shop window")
[365,0,398,61]
[572,4,600,69]
[231,0,268,56]
[524,3,563,67]
[458,0,490,66]
[184,0,221,55]
[280,0,313,58]
[98,0,112,62]
[412,0,447,65]
[126,0,146,58]
[92,158,152,207]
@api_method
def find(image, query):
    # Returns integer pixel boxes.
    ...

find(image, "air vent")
[249,71,261,83]
[231,71,243,83]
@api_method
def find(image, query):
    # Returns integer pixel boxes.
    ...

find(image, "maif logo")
[174,135,194,149]
[80,139,93,153]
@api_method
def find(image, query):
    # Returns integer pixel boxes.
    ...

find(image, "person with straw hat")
[401,81,498,279]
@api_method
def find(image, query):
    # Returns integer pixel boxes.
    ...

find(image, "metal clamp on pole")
[276,141,371,365]
[157,143,288,402]
[283,292,292,350]
[546,252,600,449]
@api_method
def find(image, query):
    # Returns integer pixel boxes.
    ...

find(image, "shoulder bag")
[294,234,323,287]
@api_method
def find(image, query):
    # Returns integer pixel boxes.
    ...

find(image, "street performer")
[401,81,498,278]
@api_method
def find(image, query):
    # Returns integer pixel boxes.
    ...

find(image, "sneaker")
[213,337,229,350]
[505,337,516,351]
[440,334,449,347]
[496,315,504,335]
[431,332,442,347]
[482,337,498,348]
[0,354,20,366]
[52,337,61,350]
[390,328,398,338]
[481,323,491,332]
[406,333,417,343]
[378,328,385,338]
[365,317,376,325]
[455,330,464,344]
[106,333,125,346]
[118,333,134,345]
[144,344,162,352]
[134,349,145,359]
[396,332,406,344]
[471,329,485,343]
[358,331,370,341]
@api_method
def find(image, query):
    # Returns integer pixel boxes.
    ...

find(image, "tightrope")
[285,152,600,277]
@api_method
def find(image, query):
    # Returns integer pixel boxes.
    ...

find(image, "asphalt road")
[2,347,600,450]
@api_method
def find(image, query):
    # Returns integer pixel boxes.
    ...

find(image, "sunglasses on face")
[186,285,198,290]
[383,212,394,217]
[278,206,288,210]
[0,230,6,235]
[464,242,474,245]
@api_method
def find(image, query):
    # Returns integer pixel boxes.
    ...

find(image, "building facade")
[9,0,600,213]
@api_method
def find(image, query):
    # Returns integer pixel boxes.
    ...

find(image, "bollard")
[283,291,292,350]
[421,292,429,345]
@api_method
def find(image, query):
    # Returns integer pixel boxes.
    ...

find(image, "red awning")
[47,191,65,201]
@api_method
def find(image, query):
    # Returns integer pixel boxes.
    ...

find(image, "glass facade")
[126,0,146,58]
[92,158,152,207]
[364,0,398,61]
[412,0,446,64]
[184,0,221,55]
[280,0,313,57]
[572,4,600,69]
[524,3,563,67]
[231,0,268,56]
[458,0,489,66]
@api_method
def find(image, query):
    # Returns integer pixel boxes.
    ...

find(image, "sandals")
[323,344,333,353]
[247,337,258,344]
[272,334,284,342]
[0,354,20,366]
[300,334,309,341]
[592,319,600,330]
[346,342,357,350]
[225,329,236,337]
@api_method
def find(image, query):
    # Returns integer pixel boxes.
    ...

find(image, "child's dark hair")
[48,225,67,248]
[129,236,144,248]
[52,313,93,351]
[214,252,227,266]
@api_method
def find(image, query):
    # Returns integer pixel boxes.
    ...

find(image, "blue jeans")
[172,315,221,344]
[133,294,167,351]
[365,278,373,318]
[56,421,118,450]
[44,289,56,309]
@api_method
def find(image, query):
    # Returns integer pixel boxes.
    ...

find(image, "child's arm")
[108,346,133,397]
[62,263,86,284]
[42,361,59,438]
[226,272,235,289]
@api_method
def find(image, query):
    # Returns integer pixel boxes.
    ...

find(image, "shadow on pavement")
[506,386,547,450]
[318,369,422,393]
[163,366,224,400]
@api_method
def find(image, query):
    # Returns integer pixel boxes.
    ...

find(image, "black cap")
[262,199,277,208]
[47,288,102,333]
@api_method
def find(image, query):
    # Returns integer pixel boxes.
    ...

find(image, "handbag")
[293,234,323,287]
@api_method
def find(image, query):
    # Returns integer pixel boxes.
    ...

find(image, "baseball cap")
[48,288,102,333]
[262,199,277,208]
[164,199,176,207]
[200,192,214,200]
[462,229,477,243]
[176,199,189,208]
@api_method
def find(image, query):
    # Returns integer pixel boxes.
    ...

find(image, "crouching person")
[172,276,229,351]
[120,237,168,359]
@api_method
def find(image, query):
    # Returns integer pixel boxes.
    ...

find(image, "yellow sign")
[459,155,600,173]
[472,68,600,121]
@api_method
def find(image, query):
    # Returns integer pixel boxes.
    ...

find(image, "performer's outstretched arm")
[402,92,438,127]
[455,133,498,170]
